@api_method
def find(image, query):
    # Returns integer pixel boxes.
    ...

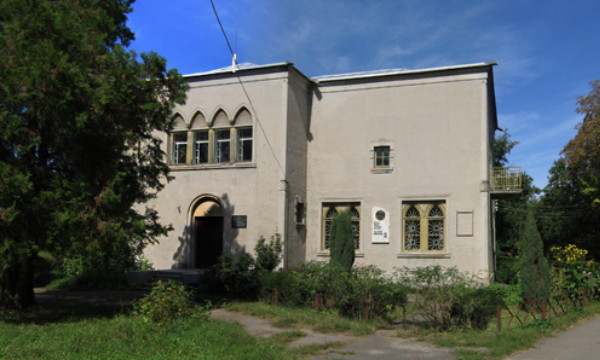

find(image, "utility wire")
[209,0,235,58]
[208,0,285,178]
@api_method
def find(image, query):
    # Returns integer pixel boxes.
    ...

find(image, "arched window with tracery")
[402,201,445,252]
[321,202,361,251]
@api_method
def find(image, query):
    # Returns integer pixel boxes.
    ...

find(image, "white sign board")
[372,207,390,244]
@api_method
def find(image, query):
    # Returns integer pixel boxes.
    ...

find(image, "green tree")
[520,210,550,302]
[492,130,540,283]
[329,211,355,271]
[493,129,518,167]
[563,80,600,207]
[538,81,600,261]
[0,0,186,308]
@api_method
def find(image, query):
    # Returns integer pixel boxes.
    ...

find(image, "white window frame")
[236,127,253,162]
[193,130,209,164]
[171,132,188,165]
[214,129,231,163]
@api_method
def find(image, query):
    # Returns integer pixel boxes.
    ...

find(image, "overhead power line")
[209,0,235,58]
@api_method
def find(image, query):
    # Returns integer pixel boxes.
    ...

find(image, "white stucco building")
[144,61,520,283]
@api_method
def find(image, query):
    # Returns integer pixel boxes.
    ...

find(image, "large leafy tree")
[539,80,600,260]
[0,0,186,308]
[563,80,600,205]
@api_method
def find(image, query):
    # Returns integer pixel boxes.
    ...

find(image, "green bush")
[450,286,504,329]
[255,235,283,272]
[261,262,406,321]
[51,253,131,289]
[214,234,283,299]
[215,253,260,299]
[340,266,406,320]
[329,211,355,272]
[396,265,473,330]
[135,280,207,325]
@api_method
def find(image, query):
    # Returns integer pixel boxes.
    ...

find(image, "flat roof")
[183,62,292,78]
[312,62,497,83]
[184,61,497,83]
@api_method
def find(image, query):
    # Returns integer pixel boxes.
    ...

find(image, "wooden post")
[315,294,321,311]
[274,288,279,305]
[541,299,546,320]
[363,302,370,321]
[496,306,502,331]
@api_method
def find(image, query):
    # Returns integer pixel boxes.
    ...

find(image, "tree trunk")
[0,256,36,309]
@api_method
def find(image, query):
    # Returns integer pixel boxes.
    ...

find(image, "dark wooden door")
[194,217,223,268]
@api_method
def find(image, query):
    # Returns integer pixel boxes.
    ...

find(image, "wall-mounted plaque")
[232,215,247,228]
[372,207,390,243]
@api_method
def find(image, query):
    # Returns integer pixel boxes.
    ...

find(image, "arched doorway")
[192,197,224,268]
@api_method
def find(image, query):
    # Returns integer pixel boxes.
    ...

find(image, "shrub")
[329,211,355,272]
[215,253,259,299]
[340,266,406,320]
[260,262,406,321]
[135,280,206,325]
[550,244,598,295]
[255,235,283,272]
[519,210,550,302]
[214,234,284,299]
[450,286,504,329]
[396,265,473,330]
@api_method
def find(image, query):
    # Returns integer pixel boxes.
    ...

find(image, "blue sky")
[127,0,600,190]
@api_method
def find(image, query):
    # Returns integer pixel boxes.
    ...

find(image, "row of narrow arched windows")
[170,108,253,165]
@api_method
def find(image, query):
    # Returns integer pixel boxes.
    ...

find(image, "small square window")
[374,146,390,168]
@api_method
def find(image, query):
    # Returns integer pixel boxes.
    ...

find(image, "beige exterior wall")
[145,68,297,269]
[144,63,497,282]
[305,70,495,281]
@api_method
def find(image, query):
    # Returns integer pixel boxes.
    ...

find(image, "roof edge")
[313,62,497,83]
[183,62,294,81]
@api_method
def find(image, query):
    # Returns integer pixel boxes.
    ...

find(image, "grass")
[223,301,377,336]
[403,301,600,360]
[0,303,298,360]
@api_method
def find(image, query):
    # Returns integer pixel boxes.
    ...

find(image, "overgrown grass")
[0,305,297,360]
[406,301,600,360]
[223,301,377,336]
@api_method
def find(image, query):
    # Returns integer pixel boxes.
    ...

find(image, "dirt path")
[210,309,455,360]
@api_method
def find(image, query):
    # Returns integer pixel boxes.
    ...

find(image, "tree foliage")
[539,81,600,261]
[563,80,600,206]
[0,0,186,308]
[492,130,540,283]
[329,211,355,271]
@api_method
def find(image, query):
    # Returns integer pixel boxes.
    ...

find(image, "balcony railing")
[491,166,522,193]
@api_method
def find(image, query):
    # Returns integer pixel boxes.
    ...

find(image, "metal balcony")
[490,166,522,194]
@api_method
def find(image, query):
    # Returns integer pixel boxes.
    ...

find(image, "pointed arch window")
[168,107,254,166]
[321,202,361,251]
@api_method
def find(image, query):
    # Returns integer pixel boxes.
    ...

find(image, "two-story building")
[144,61,519,282]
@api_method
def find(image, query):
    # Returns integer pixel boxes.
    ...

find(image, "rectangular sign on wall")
[372,207,390,244]
[232,215,247,228]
